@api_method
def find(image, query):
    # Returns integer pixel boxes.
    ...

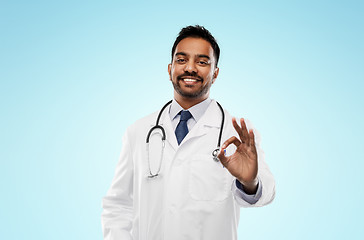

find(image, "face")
[168,37,219,103]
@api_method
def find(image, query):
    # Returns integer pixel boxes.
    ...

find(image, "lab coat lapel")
[181,100,221,144]
[159,111,178,151]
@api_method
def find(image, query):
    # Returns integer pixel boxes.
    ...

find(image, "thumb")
[217,148,228,165]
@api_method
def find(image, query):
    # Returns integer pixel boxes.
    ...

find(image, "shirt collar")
[169,98,212,122]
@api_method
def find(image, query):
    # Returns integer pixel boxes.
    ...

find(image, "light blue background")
[1,0,363,239]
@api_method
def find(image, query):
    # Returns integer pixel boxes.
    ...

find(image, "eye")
[176,58,186,63]
[197,60,209,66]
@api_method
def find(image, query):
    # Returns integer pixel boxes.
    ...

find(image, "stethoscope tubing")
[146,100,172,143]
[146,100,225,177]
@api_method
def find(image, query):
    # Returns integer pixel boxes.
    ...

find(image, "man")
[102,25,275,240]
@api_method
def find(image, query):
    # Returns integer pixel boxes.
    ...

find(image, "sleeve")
[101,127,134,240]
[233,178,262,204]
[232,119,276,207]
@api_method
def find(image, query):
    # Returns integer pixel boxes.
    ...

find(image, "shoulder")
[127,110,159,133]
[211,99,233,121]
[119,110,159,147]
[134,111,159,126]
[126,100,171,136]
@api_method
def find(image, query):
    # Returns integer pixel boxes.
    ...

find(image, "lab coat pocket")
[189,154,230,202]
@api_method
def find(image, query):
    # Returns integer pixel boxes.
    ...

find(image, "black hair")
[171,25,220,67]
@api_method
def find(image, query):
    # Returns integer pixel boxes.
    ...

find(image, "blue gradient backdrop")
[1,0,363,239]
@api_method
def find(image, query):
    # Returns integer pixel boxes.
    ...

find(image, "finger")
[218,136,241,164]
[240,118,250,145]
[221,136,241,149]
[232,117,246,143]
[249,129,256,147]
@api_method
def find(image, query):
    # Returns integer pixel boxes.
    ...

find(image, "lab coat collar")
[182,99,222,141]
[173,100,223,148]
[151,99,223,150]
[169,98,212,123]
[201,99,223,128]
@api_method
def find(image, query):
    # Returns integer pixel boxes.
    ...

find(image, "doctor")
[102,25,275,240]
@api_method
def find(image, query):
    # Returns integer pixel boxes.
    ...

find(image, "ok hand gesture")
[218,118,258,194]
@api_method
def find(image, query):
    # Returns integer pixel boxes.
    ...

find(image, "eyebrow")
[175,52,211,60]
[175,52,187,57]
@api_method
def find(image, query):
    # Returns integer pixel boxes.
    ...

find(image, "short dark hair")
[171,25,220,67]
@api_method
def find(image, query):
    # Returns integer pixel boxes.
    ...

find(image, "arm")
[101,128,134,240]
[219,118,275,207]
[232,148,275,207]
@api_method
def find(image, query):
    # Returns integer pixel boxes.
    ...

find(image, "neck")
[174,93,209,109]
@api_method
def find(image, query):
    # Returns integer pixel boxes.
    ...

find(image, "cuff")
[234,178,262,204]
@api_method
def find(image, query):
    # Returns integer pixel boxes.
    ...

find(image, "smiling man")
[169,37,218,108]
[102,25,275,240]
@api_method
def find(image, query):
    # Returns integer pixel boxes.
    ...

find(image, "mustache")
[177,73,203,81]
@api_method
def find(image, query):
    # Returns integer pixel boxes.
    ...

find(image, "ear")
[212,67,219,84]
[168,63,172,80]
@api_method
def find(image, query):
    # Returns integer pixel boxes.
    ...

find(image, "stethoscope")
[146,100,225,178]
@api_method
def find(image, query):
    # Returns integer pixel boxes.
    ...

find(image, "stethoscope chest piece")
[148,173,159,179]
[212,148,220,162]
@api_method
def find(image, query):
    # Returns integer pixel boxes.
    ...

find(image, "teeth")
[183,78,197,82]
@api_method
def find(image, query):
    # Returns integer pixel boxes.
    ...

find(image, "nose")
[184,61,197,74]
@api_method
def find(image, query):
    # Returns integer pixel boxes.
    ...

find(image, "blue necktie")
[175,110,192,145]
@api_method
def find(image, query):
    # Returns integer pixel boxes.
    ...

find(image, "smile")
[183,78,199,83]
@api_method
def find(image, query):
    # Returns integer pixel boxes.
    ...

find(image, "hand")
[218,118,258,193]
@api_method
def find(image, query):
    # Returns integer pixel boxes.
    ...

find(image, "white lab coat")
[102,100,275,240]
